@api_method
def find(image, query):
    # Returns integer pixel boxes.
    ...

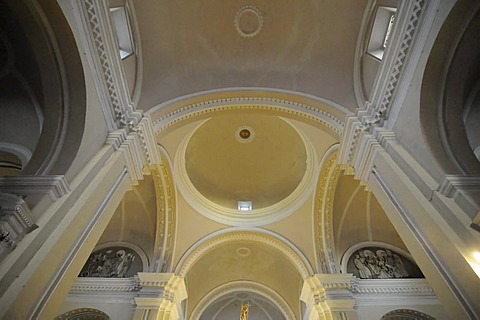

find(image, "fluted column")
[301,274,357,320]
[134,273,187,320]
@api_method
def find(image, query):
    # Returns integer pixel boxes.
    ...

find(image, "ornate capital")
[0,193,37,260]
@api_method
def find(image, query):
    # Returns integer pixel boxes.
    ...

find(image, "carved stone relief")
[79,246,142,278]
[347,246,424,279]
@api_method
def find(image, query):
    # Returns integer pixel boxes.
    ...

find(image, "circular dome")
[175,112,316,226]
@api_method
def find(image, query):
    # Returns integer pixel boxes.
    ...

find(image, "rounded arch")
[0,0,86,176]
[189,280,296,320]
[147,88,350,139]
[175,228,314,279]
[420,0,480,174]
[313,143,341,274]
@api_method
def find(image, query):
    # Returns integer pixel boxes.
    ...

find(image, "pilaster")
[301,274,357,320]
[134,273,187,320]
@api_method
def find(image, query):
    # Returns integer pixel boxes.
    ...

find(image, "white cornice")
[0,175,70,201]
[70,277,139,293]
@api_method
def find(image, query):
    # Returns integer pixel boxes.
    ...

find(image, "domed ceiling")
[184,113,307,210]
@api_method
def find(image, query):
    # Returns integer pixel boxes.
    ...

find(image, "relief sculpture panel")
[347,247,424,279]
[79,246,142,278]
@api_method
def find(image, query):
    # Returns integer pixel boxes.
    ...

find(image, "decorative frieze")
[70,277,139,293]
[152,97,344,137]
[151,152,176,273]
[353,279,434,295]
[314,148,341,274]
[344,0,439,167]
[75,0,142,131]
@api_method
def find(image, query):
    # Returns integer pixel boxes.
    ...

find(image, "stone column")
[301,274,357,320]
[134,273,187,320]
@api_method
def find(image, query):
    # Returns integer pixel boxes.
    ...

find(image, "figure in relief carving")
[354,254,372,279]
[79,247,140,278]
[351,247,414,279]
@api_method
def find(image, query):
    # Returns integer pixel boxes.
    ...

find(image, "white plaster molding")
[190,281,295,320]
[437,175,480,219]
[313,145,341,274]
[301,274,356,318]
[352,0,375,109]
[132,116,161,166]
[134,273,187,319]
[70,277,139,293]
[338,116,363,170]
[175,228,314,279]
[438,175,480,199]
[106,129,128,150]
[151,149,177,273]
[174,118,318,227]
[354,279,439,307]
[0,175,70,201]
[151,96,344,137]
[353,278,434,296]
[117,134,144,185]
[234,6,263,39]
[71,0,142,131]
[346,0,440,166]
[383,0,440,130]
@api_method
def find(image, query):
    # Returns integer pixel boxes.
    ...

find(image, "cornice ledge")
[0,175,70,201]
[438,175,480,198]
[353,279,434,296]
[70,277,139,293]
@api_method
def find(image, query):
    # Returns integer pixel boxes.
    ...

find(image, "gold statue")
[240,303,250,320]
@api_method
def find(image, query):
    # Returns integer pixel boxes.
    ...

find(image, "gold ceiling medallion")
[234,6,263,39]
[235,126,255,143]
